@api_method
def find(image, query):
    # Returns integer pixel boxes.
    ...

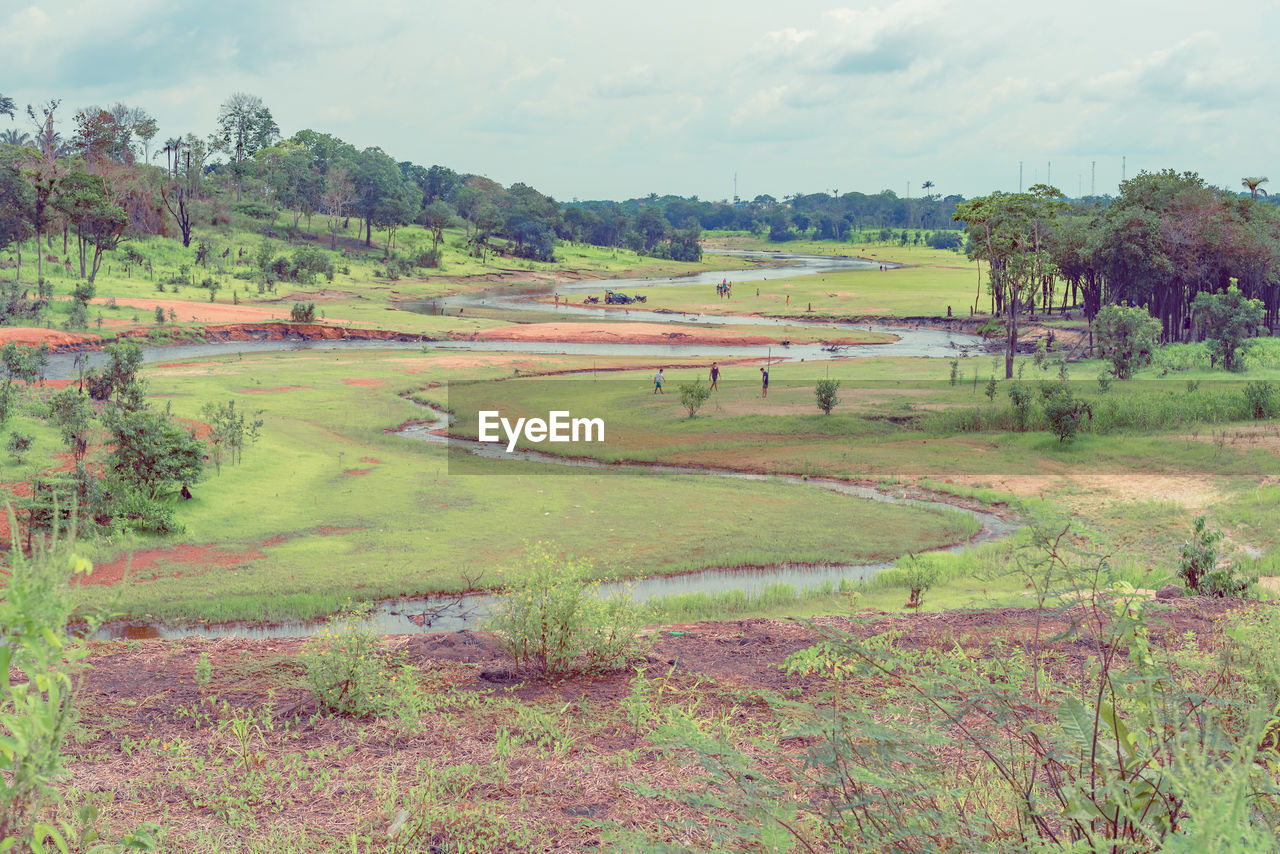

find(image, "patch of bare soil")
[82,544,268,586]
[69,599,1248,849]
[948,473,1227,513]
[0,328,102,351]
[1177,424,1280,457]
[466,321,885,347]
[94,297,340,324]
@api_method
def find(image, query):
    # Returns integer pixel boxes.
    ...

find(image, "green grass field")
[66,348,979,623]
[631,237,986,319]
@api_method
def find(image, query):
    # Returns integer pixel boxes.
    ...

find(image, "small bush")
[678,380,711,418]
[486,546,648,675]
[290,302,316,323]
[1179,516,1224,593]
[1243,380,1278,419]
[1007,383,1032,431]
[898,554,936,609]
[0,525,137,851]
[301,605,406,717]
[6,431,32,462]
[1093,303,1161,379]
[815,378,841,414]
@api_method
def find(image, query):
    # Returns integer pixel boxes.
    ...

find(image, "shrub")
[815,378,841,414]
[1092,303,1161,379]
[0,523,147,851]
[1192,284,1265,371]
[898,553,935,608]
[231,200,274,220]
[677,379,711,418]
[1243,380,1278,419]
[622,535,1280,853]
[6,431,32,462]
[1007,383,1032,431]
[301,604,409,717]
[290,302,316,323]
[290,245,334,282]
[485,546,648,675]
[1043,395,1086,443]
[1178,516,1224,593]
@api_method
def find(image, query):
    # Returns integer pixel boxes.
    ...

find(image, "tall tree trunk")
[1005,285,1017,379]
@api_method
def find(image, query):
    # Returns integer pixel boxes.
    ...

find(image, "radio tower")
[1091,161,1096,197]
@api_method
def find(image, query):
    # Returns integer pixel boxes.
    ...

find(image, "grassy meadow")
[65,347,979,623]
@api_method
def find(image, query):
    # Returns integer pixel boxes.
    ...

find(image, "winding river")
[89,252,1011,640]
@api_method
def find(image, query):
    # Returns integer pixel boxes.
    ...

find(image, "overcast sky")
[3,0,1276,203]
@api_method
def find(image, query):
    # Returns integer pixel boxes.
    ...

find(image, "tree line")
[956,171,1280,377]
[0,91,708,277]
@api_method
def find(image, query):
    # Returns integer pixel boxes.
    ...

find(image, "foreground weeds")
[613,534,1280,853]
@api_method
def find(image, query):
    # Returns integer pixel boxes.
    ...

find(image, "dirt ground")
[466,321,885,347]
[92,297,343,325]
[67,599,1248,850]
[0,328,102,350]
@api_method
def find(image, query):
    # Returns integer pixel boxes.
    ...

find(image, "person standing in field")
[759,366,769,398]
[709,362,719,390]
[655,368,665,394]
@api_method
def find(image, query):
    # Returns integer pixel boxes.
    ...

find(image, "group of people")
[654,362,769,397]
[716,279,733,298]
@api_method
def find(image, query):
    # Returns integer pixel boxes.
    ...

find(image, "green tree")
[200,399,263,474]
[46,387,93,466]
[350,147,408,248]
[254,139,313,226]
[322,166,356,250]
[85,339,145,408]
[421,199,453,254]
[678,380,711,418]
[1,342,49,384]
[103,405,205,500]
[1242,176,1269,200]
[815,378,841,414]
[211,92,278,202]
[0,150,31,271]
[1191,284,1265,371]
[1092,303,1162,379]
[55,161,128,283]
[955,185,1065,378]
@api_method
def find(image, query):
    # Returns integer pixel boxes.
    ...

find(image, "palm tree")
[0,129,31,147]
[161,136,181,175]
[1242,176,1269,200]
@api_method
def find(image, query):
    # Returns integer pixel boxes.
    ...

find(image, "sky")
[3,0,1278,203]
